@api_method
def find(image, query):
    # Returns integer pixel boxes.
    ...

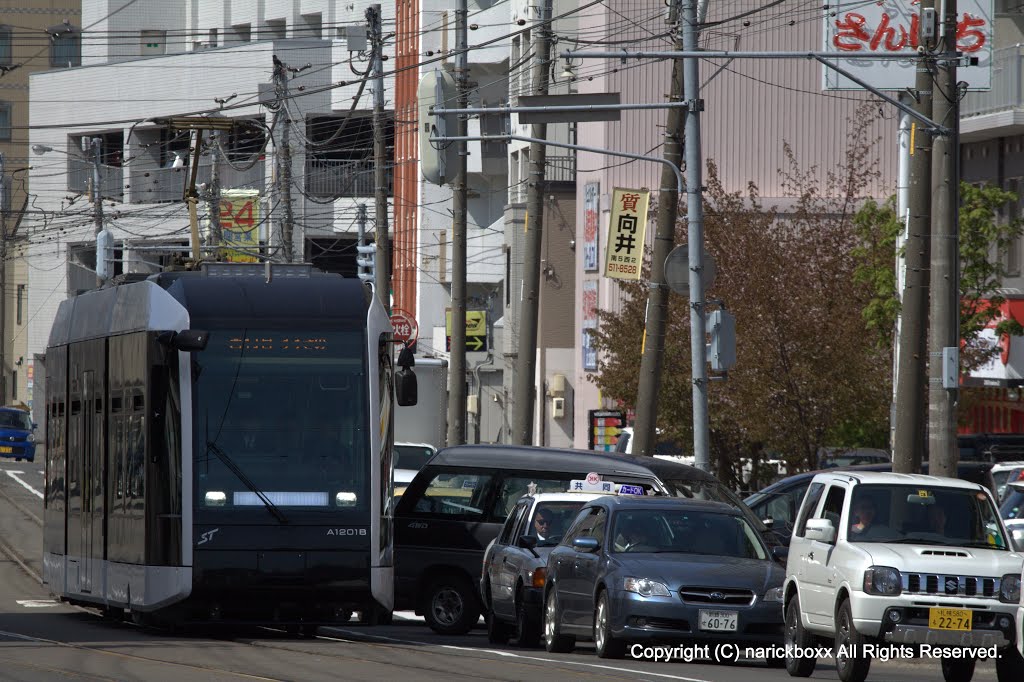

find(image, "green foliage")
[852,197,902,351]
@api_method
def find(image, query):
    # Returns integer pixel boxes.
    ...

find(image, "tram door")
[81,370,95,592]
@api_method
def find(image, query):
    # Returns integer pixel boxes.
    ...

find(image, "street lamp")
[32,139,110,287]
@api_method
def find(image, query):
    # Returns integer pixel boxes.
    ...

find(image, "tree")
[589,102,891,479]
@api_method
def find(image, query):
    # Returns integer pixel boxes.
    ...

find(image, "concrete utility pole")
[207,132,223,257]
[632,0,687,460]
[446,0,469,447]
[893,2,934,475]
[272,55,295,263]
[90,137,109,288]
[511,0,554,445]
[929,0,960,478]
[0,152,6,403]
[368,4,391,310]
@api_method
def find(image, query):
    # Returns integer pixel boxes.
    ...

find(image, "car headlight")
[27,434,35,443]
[623,577,671,597]
[1000,574,1021,604]
[763,586,784,602]
[863,566,902,596]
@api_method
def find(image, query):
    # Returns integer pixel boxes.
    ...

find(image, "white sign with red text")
[823,1,992,91]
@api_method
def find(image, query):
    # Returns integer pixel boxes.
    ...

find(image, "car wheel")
[14,458,21,462]
[940,656,976,682]
[593,591,625,659]
[784,595,816,677]
[423,576,480,635]
[487,611,511,644]
[543,588,575,653]
[514,587,541,648]
[996,646,1024,682]
[835,599,871,682]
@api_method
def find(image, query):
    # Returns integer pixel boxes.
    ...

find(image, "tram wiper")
[206,440,289,524]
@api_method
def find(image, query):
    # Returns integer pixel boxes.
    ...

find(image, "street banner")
[604,188,650,281]
[219,190,260,262]
[583,182,600,272]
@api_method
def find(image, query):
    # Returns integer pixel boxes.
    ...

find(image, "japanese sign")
[445,309,487,352]
[570,479,615,493]
[823,1,992,91]
[219,190,260,262]
[604,188,650,280]
[390,309,419,345]
[583,182,600,272]
[588,409,624,452]
[582,279,598,371]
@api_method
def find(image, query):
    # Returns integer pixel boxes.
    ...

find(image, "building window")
[0,25,11,65]
[0,101,10,141]
[300,13,323,39]
[140,30,166,55]
[48,22,82,67]
[262,19,286,41]
[208,28,218,47]
[16,284,24,325]
[231,23,252,44]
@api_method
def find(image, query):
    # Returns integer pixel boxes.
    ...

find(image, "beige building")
[1,2,82,411]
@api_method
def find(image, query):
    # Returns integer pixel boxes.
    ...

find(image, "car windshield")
[1000,487,1024,520]
[660,477,734,503]
[530,501,587,547]
[847,484,1009,549]
[610,508,767,559]
[0,411,31,430]
[394,444,434,471]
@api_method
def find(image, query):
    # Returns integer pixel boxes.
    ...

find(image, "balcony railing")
[306,158,392,198]
[961,45,1024,118]
[545,154,576,183]
[69,158,124,200]
[128,162,264,204]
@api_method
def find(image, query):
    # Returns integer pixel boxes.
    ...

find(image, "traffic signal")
[356,243,376,282]
[418,69,459,186]
[706,309,736,372]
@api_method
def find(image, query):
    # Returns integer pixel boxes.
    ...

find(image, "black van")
[393,444,770,634]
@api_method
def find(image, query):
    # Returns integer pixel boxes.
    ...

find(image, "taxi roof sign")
[568,480,646,495]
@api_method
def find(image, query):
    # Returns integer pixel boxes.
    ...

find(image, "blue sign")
[618,484,644,496]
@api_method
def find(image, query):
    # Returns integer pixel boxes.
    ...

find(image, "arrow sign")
[467,335,486,352]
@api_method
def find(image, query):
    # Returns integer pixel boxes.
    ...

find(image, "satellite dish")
[664,243,716,296]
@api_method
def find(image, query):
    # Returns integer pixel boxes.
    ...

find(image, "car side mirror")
[157,329,209,352]
[804,518,836,544]
[762,517,775,529]
[395,367,418,406]
[518,534,537,550]
[572,536,599,552]
[32,423,38,430]
[771,546,789,564]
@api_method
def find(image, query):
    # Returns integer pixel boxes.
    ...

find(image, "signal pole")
[272,55,295,263]
[893,2,934,474]
[633,0,686,460]
[446,0,469,447]
[928,0,960,477]
[207,133,223,258]
[511,0,554,445]
[368,4,391,309]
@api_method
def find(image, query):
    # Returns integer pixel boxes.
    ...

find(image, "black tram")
[42,263,414,627]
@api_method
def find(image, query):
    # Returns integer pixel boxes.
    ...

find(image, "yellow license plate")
[929,608,972,631]
[0,446,11,454]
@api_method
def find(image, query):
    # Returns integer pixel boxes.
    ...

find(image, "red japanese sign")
[390,309,419,345]
[824,1,992,91]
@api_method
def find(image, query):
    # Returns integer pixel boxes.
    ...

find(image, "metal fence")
[961,45,1024,118]
[127,163,264,204]
[68,158,124,200]
[305,158,391,198]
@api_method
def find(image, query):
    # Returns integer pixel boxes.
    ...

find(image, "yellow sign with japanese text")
[445,310,487,336]
[219,190,260,262]
[604,188,650,280]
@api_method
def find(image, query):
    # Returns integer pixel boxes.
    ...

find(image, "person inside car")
[533,508,553,541]
[849,497,890,540]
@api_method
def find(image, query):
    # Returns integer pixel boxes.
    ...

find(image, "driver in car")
[533,508,554,541]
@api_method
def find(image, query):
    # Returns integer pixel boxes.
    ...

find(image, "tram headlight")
[205,491,227,506]
[336,492,358,507]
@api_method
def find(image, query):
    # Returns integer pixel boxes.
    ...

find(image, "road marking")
[4,470,43,499]
[16,599,58,608]
[322,628,712,681]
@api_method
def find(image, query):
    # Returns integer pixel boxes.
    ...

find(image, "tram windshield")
[196,329,370,512]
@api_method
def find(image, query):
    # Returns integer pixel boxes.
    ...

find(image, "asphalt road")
[0,460,1000,681]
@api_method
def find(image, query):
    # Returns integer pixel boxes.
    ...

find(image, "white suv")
[783,471,1024,682]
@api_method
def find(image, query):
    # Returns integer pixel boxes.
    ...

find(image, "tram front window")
[196,329,369,512]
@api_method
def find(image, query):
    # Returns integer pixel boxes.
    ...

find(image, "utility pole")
[356,204,375,282]
[0,152,6,403]
[632,0,687,460]
[511,0,554,445]
[446,0,469,447]
[368,4,391,310]
[272,55,295,263]
[90,137,110,288]
[207,133,223,258]
[893,3,934,474]
[929,0,959,478]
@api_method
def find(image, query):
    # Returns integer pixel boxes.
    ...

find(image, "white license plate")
[698,609,738,632]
